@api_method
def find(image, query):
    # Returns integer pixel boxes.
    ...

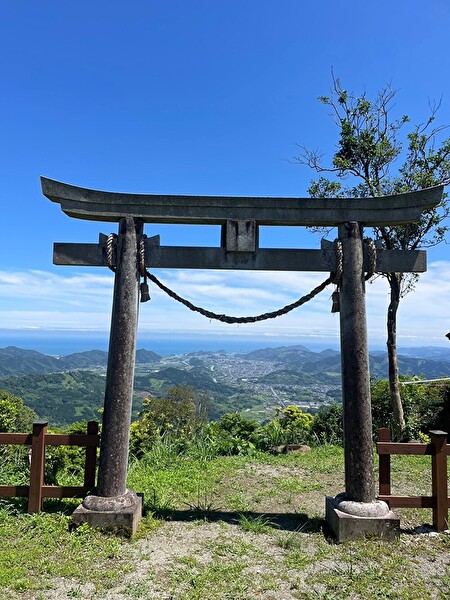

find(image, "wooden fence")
[0,420,100,512]
[376,427,450,531]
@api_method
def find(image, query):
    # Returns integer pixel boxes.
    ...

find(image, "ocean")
[0,329,341,356]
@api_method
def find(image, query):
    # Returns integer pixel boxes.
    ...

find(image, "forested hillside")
[0,345,449,427]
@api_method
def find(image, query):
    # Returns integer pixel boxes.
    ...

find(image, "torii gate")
[41,177,443,539]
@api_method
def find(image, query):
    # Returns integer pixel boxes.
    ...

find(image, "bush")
[130,385,208,457]
[204,413,260,456]
[310,403,343,445]
[0,391,36,484]
[44,421,95,485]
[0,390,35,433]
[276,405,314,441]
[371,376,449,440]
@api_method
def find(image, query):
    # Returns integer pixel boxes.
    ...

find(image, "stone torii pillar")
[339,221,375,503]
[75,217,144,534]
[324,221,395,541]
[41,177,443,538]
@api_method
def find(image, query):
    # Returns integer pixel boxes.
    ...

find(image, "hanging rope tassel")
[140,275,150,303]
[331,288,340,313]
[139,236,151,303]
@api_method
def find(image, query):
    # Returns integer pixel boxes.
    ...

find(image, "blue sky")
[1,1,450,352]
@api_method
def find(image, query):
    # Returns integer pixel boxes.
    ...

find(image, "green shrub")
[0,390,36,484]
[310,403,343,445]
[44,421,94,485]
[129,385,208,457]
[204,413,260,456]
[371,377,449,440]
[258,406,314,449]
[0,390,35,433]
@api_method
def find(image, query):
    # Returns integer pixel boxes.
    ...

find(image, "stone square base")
[72,490,142,537]
[325,496,400,542]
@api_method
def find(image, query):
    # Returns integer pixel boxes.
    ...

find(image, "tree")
[129,385,208,456]
[371,376,450,440]
[310,403,343,445]
[0,390,36,481]
[0,390,35,432]
[294,77,450,439]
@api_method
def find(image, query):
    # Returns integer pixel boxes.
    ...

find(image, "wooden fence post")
[84,421,99,490]
[430,430,448,532]
[378,428,391,499]
[28,421,48,513]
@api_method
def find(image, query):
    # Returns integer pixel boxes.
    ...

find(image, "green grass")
[0,507,132,597]
[167,557,250,600]
[0,445,449,599]
[237,513,277,533]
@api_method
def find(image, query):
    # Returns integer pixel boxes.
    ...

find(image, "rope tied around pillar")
[105,236,345,324]
[330,237,377,313]
[365,238,377,281]
[138,235,150,302]
[106,233,117,272]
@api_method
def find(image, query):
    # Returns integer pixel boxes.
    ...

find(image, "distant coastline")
[0,328,448,358]
[0,329,342,356]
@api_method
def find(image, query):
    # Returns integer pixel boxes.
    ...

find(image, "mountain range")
[1,344,450,427]
[0,346,160,377]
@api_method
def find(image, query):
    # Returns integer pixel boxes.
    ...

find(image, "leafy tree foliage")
[0,390,35,433]
[129,385,208,457]
[310,403,344,445]
[0,390,36,485]
[203,406,315,456]
[206,412,261,455]
[371,376,450,440]
[273,405,313,442]
[44,421,97,486]
[294,76,450,439]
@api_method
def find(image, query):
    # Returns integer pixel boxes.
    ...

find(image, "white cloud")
[0,261,449,347]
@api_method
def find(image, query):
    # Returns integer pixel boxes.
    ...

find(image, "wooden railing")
[0,420,99,512]
[376,427,450,531]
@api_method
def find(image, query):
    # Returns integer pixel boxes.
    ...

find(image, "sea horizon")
[0,328,448,357]
[0,330,340,356]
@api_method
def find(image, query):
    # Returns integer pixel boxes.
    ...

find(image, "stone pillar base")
[72,489,142,537]
[325,495,400,542]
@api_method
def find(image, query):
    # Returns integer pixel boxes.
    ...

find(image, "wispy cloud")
[0,262,449,346]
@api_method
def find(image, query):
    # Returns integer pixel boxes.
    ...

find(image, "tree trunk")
[387,273,406,440]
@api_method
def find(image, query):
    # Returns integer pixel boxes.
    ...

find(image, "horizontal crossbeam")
[42,177,443,226]
[54,242,427,272]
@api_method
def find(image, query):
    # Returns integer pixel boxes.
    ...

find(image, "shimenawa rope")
[105,234,375,324]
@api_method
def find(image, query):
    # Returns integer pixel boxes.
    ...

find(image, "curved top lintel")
[40,176,444,226]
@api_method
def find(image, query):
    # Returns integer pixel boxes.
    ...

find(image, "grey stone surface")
[54,242,427,273]
[332,493,390,517]
[338,222,374,503]
[326,496,400,542]
[224,220,257,252]
[41,177,443,226]
[82,489,138,511]
[73,492,142,537]
[97,217,143,498]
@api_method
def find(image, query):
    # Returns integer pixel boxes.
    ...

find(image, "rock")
[286,444,311,453]
[270,444,311,454]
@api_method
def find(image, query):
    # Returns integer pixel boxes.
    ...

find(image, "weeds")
[145,488,174,518]
[237,513,277,533]
[276,522,307,549]
[183,481,220,512]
